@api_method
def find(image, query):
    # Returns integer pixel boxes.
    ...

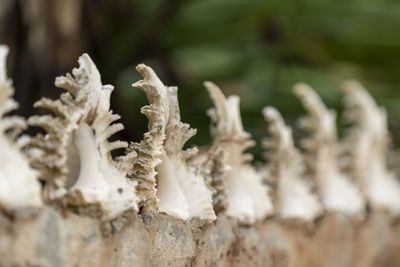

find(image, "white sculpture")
[28,54,138,219]
[294,83,365,216]
[131,65,216,221]
[343,80,400,215]
[0,45,42,212]
[262,106,322,221]
[202,82,273,224]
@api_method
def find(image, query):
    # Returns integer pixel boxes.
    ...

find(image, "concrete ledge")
[1,208,399,267]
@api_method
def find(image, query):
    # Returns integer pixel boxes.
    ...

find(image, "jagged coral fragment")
[125,64,168,212]
[0,45,42,211]
[188,81,232,214]
[202,82,273,224]
[130,65,216,221]
[28,54,137,219]
[262,106,321,221]
[342,80,400,215]
[294,83,365,216]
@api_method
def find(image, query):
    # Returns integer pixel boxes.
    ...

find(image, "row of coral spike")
[1,44,399,224]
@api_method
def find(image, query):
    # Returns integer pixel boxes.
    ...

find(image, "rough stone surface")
[0,208,400,267]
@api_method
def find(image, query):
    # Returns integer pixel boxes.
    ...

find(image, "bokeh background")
[2,0,400,160]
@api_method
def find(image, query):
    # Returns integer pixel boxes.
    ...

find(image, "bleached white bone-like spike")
[187,81,231,214]
[129,64,216,221]
[0,45,42,211]
[27,53,137,219]
[342,80,400,215]
[201,82,273,224]
[159,86,216,221]
[294,83,365,216]
[262,106,322,221]
[125,64,168,212]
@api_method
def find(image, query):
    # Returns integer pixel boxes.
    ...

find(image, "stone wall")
[1,208,399,267]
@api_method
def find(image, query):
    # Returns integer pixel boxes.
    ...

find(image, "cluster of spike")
[27,53,138,219]
[2,45,400,223]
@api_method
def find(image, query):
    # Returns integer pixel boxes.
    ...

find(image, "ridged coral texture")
[2,44,400,266]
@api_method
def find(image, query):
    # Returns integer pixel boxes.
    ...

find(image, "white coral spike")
[342,80,400,215]
[187,81,233,214]
[28,54,137,219]
[132,64,216,221]
[262,106,321,221]
[0,45,42,211]
[126,64,169,212]
[203,82,273,224]
[294,83,365,216]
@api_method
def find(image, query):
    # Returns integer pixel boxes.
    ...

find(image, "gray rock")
[0,208,399,267]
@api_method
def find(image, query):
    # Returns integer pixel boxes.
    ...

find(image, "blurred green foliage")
[94,0,400,161]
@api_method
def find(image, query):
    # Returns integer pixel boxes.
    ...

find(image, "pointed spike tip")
[293,82,313,98]
[342,79,364,93]
[262,106,280,120]
[0,45,9,83]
